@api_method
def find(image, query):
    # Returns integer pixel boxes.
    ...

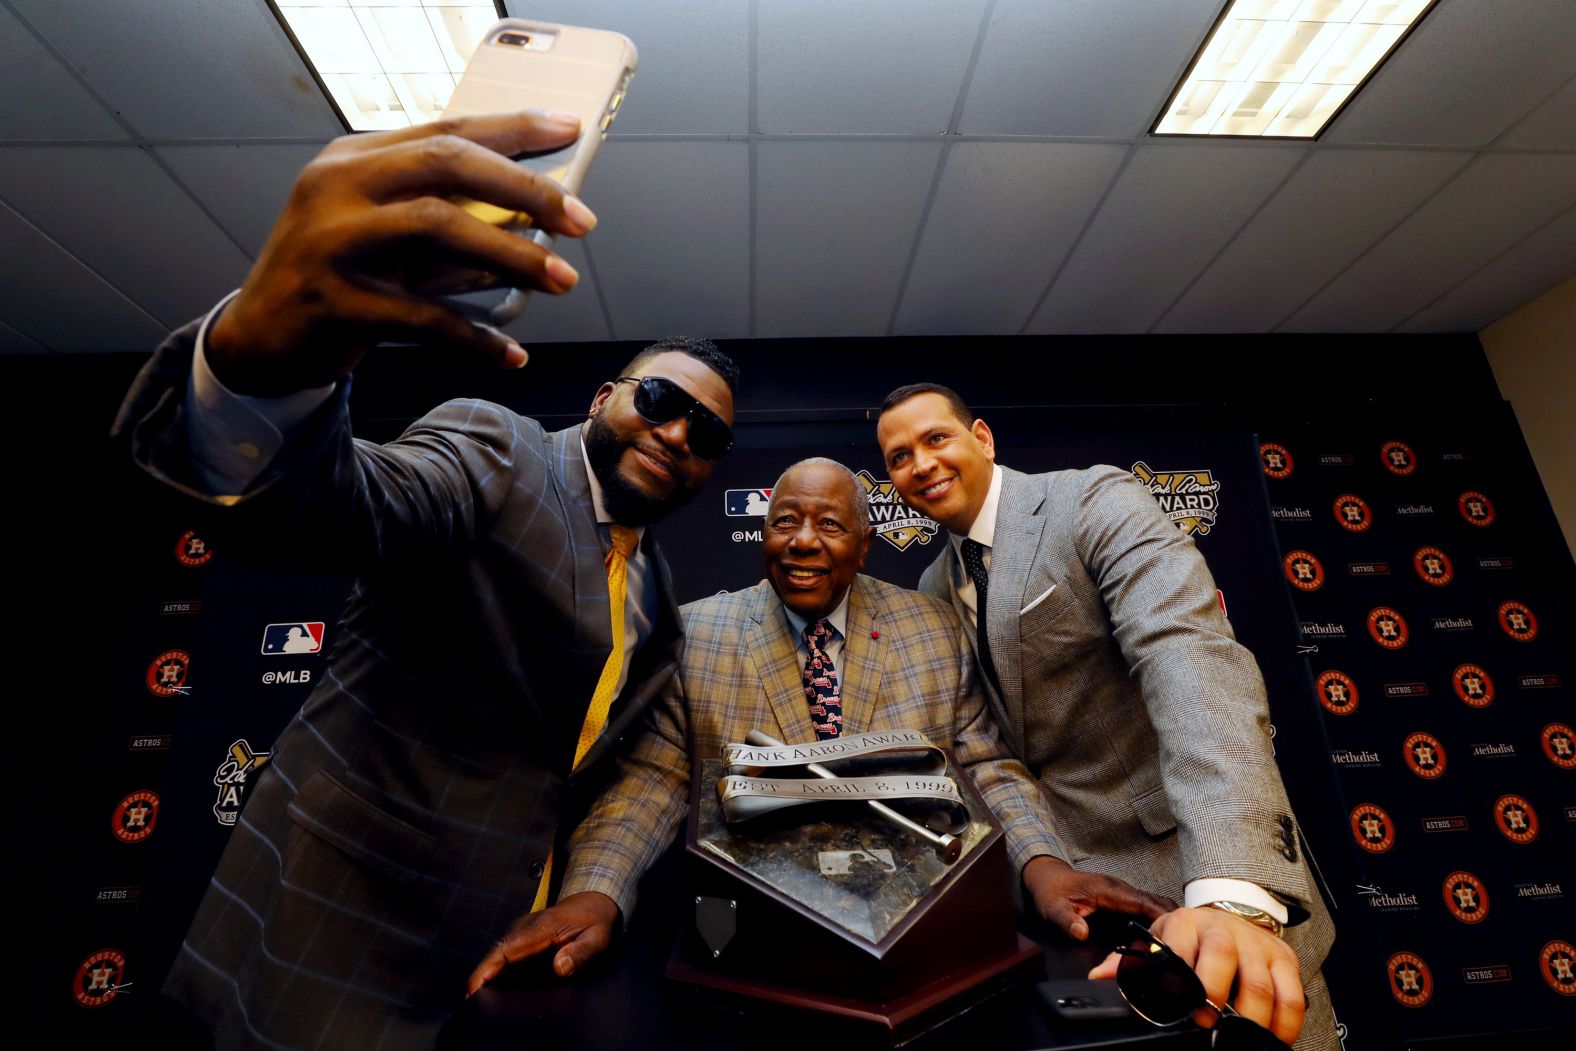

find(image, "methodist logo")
[854,471,940,553]
[261,622,326,656]
[1130,462,1221,537]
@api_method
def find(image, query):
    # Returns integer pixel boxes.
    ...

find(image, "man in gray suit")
[875,384,1335,1049]
[113,111,738,1048]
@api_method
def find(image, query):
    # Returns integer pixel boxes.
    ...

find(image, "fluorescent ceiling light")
[1154,0,1438,138]
[272,2,506,131]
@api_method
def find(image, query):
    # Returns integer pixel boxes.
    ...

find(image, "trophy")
[665,729,1041,1044]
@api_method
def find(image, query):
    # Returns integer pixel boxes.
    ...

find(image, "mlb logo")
[261,622,326,655]
[725,488,772,516]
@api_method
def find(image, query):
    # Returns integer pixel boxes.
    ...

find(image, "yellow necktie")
[532,523,639,913]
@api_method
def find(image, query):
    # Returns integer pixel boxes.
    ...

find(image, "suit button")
[529,861,545,880]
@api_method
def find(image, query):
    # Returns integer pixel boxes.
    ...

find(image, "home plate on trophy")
[664,728,1041,1045]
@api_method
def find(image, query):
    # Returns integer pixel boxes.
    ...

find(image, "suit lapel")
[838,577,883,736]
[744,584,817,742]
[929,545,1022,757]
[549,426,614,758]
[986,467,1047,751]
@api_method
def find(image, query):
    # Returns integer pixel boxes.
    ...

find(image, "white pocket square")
[1020,584,1058,615]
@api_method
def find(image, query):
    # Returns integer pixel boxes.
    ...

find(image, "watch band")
[1203,900,1285,938]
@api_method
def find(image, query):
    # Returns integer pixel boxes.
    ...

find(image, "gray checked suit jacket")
[919,465,1337,1047]
[113,324,683,1050]
[560,575,1062,919]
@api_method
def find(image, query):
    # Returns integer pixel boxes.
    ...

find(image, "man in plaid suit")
[113,112,739,1048]
[470,458,1171,981]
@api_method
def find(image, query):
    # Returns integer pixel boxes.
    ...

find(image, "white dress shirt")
[781,589,851,669]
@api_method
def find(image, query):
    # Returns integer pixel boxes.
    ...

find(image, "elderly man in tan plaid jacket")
[470,458,1171,987]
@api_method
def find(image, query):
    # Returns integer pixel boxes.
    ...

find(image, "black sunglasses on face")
[1114,921,1292,1051]
[612,376,733,462]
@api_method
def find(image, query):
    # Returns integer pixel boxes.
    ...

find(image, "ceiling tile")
[12,0,343,140]
[1399,202,1576,332]
[757,0,988,133]
[0,147,252,327]
[0,200,167,352]
[0,4,126,141]
[156,143,326,256]
[959,0,1220,136]
[578,140,749,339]
[756,140,943,337]
[1285,153,1576,331]
[895,141,1128,335]
[501,237,611,343]
[1159,149,1472,333]
[0,318,46,354]
[510,1,749,134]
[1498,75,1576,149]
[1325,0,1576,147]
[1030,144,1304,334]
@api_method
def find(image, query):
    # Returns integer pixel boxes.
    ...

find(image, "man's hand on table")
[466,891,620,995]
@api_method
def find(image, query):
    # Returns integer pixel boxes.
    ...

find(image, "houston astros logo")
[145,650,191,697]
[1316,670,1359,716]
[73,948,126,1008]
[1333,494,1373,533]
[175,529,212,567]
[1260,442,1293,479]
[1387,951,1433,1007]
[111,790,159,843]
[1443,870,1490,924]
[1284,551,1325,591]
[1541,722,1576,769]
[1452,664,1494,708]
[1367,607,1408,649]
[1540,940,1576,996]
[1458,491,1495,527]
[1403,731,1446,779]
[1413,547,1453,586]
[1497,601,1538,642]
[1131,462,1222,537]
[854,471,940,552]
[1493,794,1538,844]
[1350,803,1395,853]
[1381,441,1417,477]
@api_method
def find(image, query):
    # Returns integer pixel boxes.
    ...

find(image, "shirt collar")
[949,463,1004,559]
[782,587,851,643]
[579,433,646,541]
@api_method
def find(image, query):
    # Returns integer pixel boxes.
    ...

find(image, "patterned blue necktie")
[801,619,843,740]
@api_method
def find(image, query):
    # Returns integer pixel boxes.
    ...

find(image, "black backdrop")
[15,330,1574,1047]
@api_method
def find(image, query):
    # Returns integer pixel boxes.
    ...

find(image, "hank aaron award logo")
[1497,601,1538,642]
[854,470,940,552]
[1458,491,1496,527]
[73,948,126,1008]
[213,740,272,826]
[1260,442,1293,479]
[1403,731,1446,779]
[1452,664,1494,708]
[1316,670,1359,716]
[175,529,212,567]
[1351,803,1395,853]
[1381,441,1418,477]
[145,649,191,697]
[1540,941,1576,996]
[111,790,159,843]
[1367,607,1408,650]
[1443,871,1490,924]
[1284,551,1325,592]
[724,488,773,516]
[1387,951,1433,1007]
[1541,723,1576,769]
[1413,547,1453,586]
[1333,494,1373,533]
[1493,794,1539,844]
[1130,462,1221,536]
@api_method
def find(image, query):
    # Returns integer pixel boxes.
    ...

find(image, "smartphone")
[1035,979,1134,1022]
[429,19,637,326]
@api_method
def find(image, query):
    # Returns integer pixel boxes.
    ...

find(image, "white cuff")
[1183,878,1290,925]
[186,290,336,497]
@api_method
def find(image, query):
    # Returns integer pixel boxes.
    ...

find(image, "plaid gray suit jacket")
[919,466,1337,1044]
[114,325,683,1049]
[560,575,1062,919]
